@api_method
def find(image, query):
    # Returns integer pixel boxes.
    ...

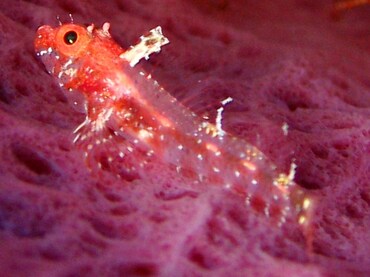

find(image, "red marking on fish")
[34,22,314,228]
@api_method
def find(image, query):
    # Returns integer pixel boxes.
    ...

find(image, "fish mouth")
[34,25,61,75]
[34,25,55,56]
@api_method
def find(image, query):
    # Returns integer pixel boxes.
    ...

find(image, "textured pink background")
[0,0,369,276]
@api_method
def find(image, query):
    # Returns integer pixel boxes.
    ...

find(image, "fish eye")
[56,24,90,57]
[64,30,78,45]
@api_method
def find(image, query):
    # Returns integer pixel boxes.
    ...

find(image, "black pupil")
[64,31,77,45]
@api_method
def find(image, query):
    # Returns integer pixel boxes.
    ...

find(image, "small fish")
[332,0,369,18]
[34,22,314,228]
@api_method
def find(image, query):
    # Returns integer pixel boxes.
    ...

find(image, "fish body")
[34,22,313,227]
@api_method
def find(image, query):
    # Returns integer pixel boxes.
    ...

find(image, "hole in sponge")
[0,83,13,104]
[116,262,158,276]
[88,217,138,240]
[188,247,219,270]
[12,144,53,175]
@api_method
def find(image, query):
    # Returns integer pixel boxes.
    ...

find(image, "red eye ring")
[55,24,91,58]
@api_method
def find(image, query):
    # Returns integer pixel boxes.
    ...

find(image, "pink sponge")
[0,0,369,276]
